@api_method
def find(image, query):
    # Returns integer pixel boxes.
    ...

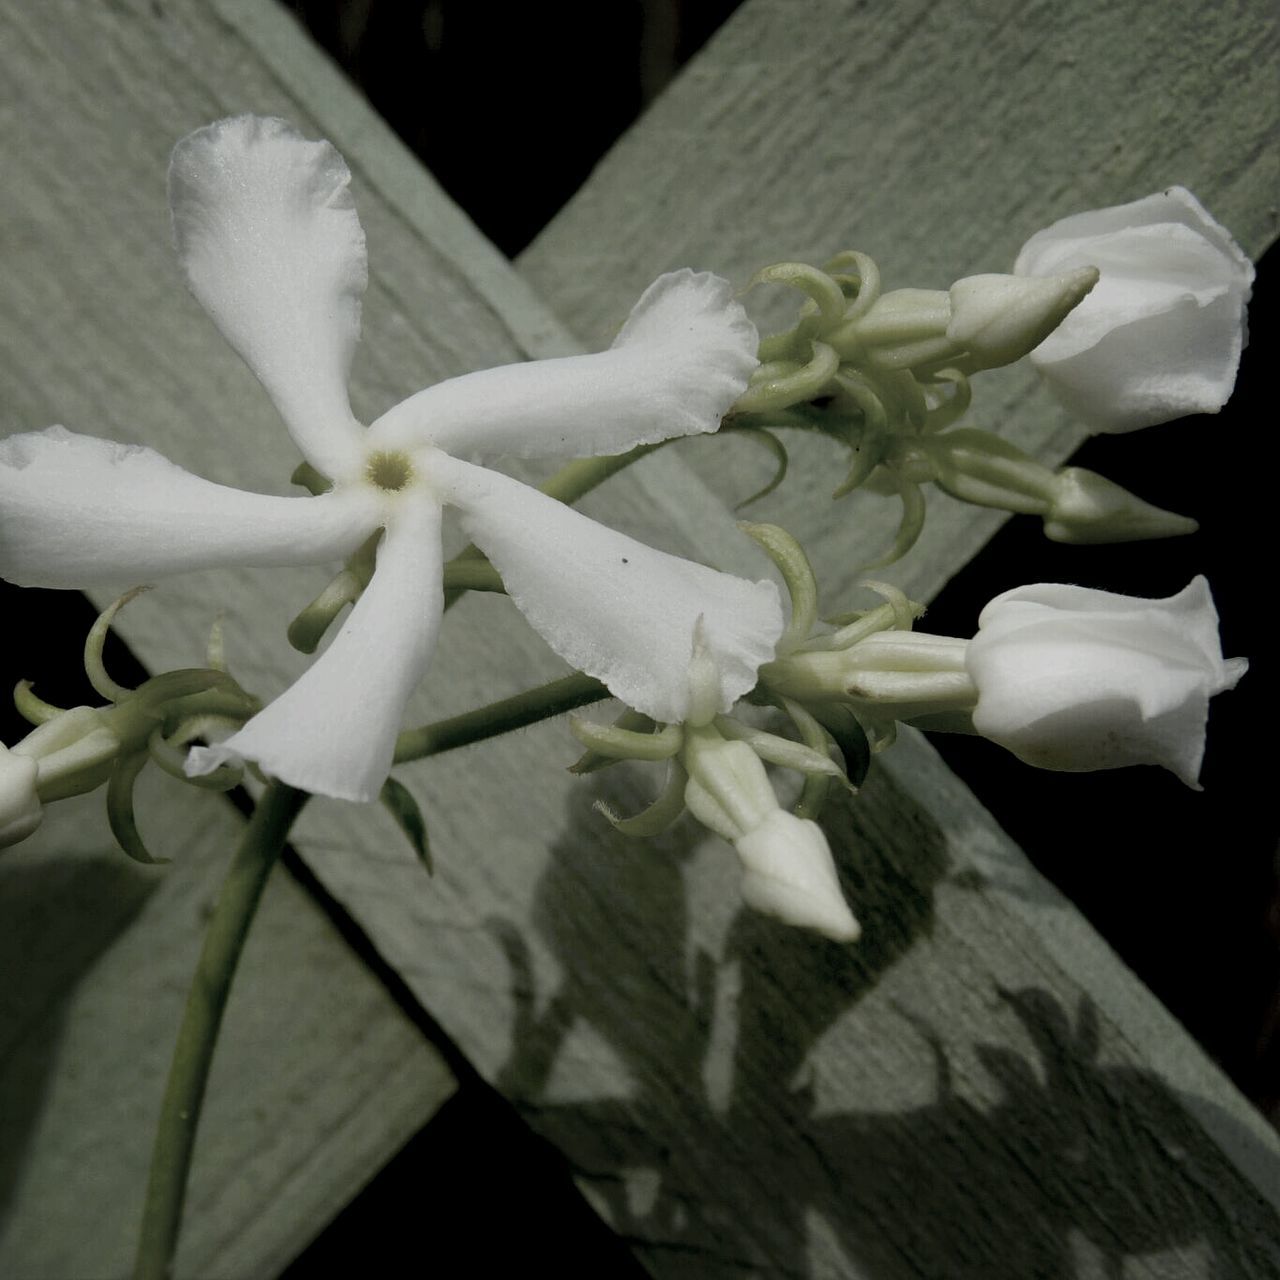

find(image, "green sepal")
[864,477,927,569]
[568,714,682,762]
[807,703,872,789]
[288,531,380,654]
[738,521,818,651]
[380,776,432,875]
[780,696,844,821]
[596,762,689,838]
[290,461,332,495]
[85,586,148,703]
[822,250,881,320]
[568,709,655,774]
[748,261,848,327]
[13,679,65,726]
[106,750,169,865]
[132,669,247,721]
[735,341,839,414]
[714,715,846,783]
[719,425,789,509]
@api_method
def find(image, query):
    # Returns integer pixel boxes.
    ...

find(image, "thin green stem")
[442,442,664,610]
[133,782,308,1280]
[395,671,608,764]
[536,442,662,505]
[440,559,506,594]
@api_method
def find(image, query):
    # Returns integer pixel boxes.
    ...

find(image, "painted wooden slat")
[511,0,1280,1274]
[521,0,1279,604]
[0,779,455,1279]
[2,1,1277,1277]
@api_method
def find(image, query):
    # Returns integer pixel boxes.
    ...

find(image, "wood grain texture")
[520,0,1280,605]
[0,778,454,1279]
[512,0,1280,1273]
[2,1,1277,1277]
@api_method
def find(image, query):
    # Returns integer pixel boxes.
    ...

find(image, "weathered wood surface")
[0,779,455,1280]
[513,1,1280,1271]
[0,1,1276,1278]
[522,0,1279,605]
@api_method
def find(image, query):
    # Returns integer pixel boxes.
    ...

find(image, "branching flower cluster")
[0,118,1253,945]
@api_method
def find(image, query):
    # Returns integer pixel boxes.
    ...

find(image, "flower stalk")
[133,781,308,1280]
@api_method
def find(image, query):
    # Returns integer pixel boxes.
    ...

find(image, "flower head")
[0,116,784,802]
[965,577,1246,787]
[1015,187,1254,432]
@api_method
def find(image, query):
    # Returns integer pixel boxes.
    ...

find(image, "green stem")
[440,559,506,594]
[133,782,308,1280]
[536,443,662,505]
[395,671,608,764]
[442,442,664,610]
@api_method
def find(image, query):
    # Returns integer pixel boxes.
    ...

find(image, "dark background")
[3,3,1272,1272]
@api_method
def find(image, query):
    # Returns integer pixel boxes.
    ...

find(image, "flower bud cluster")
[569,621,861,943]
[729,186,1249,565]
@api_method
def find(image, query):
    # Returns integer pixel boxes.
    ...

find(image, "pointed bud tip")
[948,268,1099,370]
[1044,467,1198,543]
[735,811,860,942]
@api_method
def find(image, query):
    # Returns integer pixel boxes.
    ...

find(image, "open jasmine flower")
[0,116,782,802]
[1015,187,1254,432]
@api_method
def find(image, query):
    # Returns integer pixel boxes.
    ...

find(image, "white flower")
[682,726,859,941]
[0,116,783,802]
[1015,187,1254,432]
[966,576,1246,787]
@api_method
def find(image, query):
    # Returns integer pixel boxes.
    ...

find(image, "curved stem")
[536,442,662,505]
[395,672,608,764]
[442,442,664,610]
[440,559,506,594]
[133,782,308,1280]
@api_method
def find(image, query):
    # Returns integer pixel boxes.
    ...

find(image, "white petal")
[0,744,42,850]
[735,811,860,942]
[968,577,1243,786]
[369,270,758,461]
[187,497,442,801]
[433,455,783,722]
[169,116,368,477]
[0,427,381,588]
[1015,188,1253,432]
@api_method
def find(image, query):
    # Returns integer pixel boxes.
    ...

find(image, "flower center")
[366,449,414,492]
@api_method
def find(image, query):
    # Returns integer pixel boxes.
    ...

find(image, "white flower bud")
[1043,467,1198,544]
[0,744,42,849]
[947,269,1098,370]
[966,576,1246,787]
[681,726,859,940]
[735,811,860,942]
[1015,187,1254,432]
